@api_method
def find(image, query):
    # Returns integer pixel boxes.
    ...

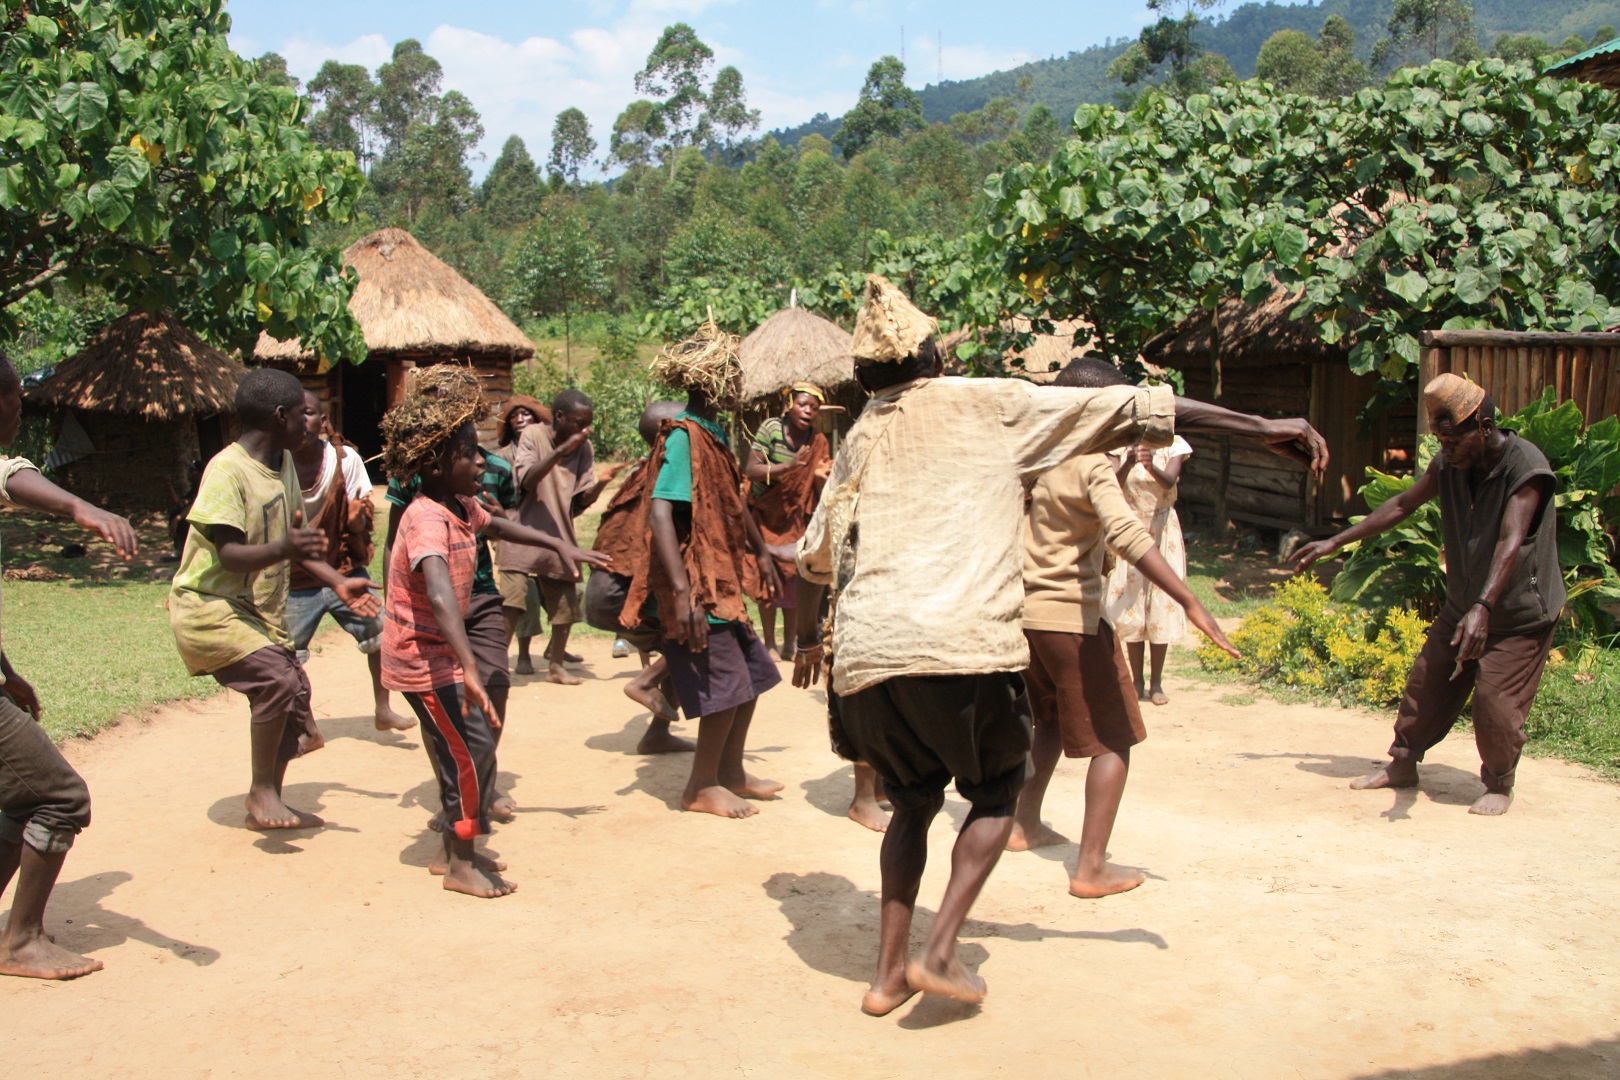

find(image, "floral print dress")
[1105,436,1193,645]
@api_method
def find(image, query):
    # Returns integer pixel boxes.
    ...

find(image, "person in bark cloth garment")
[745,383,833,662]
[604,320,786,819]
[792,274,1330,1017]
[1292,373,1565,816]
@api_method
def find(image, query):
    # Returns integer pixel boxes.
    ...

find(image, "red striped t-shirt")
[381,493,490,692]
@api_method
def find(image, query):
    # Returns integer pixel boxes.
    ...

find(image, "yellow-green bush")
[1198,578,1428,706]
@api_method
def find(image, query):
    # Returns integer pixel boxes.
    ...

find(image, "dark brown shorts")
[661,622,781,719]
[464,593,510,690]
[1025,625,1146,758]
[212,646,313,730]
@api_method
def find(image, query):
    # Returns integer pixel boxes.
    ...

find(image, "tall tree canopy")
[548,107,596,185]
[0,0,366,359]
[835,56,925,159]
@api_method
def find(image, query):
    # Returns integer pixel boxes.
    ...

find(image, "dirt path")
[7,633,1620,1078]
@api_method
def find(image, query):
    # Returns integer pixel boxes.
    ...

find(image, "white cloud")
[277,33,393,77]
[934,44,1039,85]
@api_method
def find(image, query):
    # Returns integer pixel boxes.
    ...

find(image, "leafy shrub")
[1199,577,1428,706]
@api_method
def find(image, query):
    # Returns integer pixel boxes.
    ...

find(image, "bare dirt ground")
[6,632,1620,1079]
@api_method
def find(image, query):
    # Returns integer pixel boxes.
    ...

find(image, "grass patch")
[1524,649,1620,779]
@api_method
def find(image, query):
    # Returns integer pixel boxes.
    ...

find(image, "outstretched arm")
[420,554,497,725]
[480,513,611,579]
[212,510,327,575]
[1291,461,1441,572]
[1173,397,1329,479]
[1129,548,1238,658]
[6,469,137,559]
[298,557,381,618]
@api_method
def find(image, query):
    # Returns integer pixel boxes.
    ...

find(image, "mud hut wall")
[53,411,198,513]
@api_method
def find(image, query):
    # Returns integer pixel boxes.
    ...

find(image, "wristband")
[1473,598,1494,613]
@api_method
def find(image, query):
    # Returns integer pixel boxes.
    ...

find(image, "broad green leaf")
[1384,269,1429,303]
[54,81,108,134]
[244,242,280,285]
[1056,185,1086,219]
[1272,223,1307,265]
[87,180,133,229]
[1459,111,1494,137]
[1515,400,1583,465]
[1454,265,1497,305]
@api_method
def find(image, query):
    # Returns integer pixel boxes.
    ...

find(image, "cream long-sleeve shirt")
[797,376,1175,696]
[0,456,43,682]
[1022,453,1157,636]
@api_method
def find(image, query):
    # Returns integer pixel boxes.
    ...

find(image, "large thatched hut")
[24,310,245,513]
[737,305,864,441]
[1143,291,1415,533]
[255,228,534,457]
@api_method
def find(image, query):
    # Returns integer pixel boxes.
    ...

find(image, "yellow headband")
[788,382,825,403]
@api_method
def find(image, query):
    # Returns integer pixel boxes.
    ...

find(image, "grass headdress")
[380,364,489,484]
[850,274,938,366]
[652,315,742,403]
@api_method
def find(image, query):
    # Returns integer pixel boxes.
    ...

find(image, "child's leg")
[1127,641,1148,699]
[716,698,783,799]
[404,685,513,896]
[1008,719,1065,849]
[760,603,780,658]
[681,706,756,817]
[368,651,415,732]
[0,842,102,979]
[223,651,322,829]
[848,761,889,833]
[1147,644,1169,704]
[1069,749,1144,897]
[863,788,943,1016]
[905,796,1017,1005]
[632,654,693,755]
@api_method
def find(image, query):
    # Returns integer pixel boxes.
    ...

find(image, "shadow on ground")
[1350,1034,1620,1080]
[43,871,220,966]
[1237,750,1484,816]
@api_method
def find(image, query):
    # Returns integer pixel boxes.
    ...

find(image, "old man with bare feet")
[0,351,137,979]
[1292,374,1563,816]
[794,276,1328,1016]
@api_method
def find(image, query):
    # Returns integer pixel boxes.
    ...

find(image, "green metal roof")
[1549,36,1620,75]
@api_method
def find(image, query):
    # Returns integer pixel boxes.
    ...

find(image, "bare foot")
[861,978,917,1017]
[295,727,325,756]
[625,684,679,724]
[547,664,583,686]
[441,861,517,898]
[1069,862,1147,898]
[1469,791,1513,816]
[562,650,584,664]
[681,785,758,818]
[725,773,784,800]
[848,800,891,833]
[426,810,446,833]
[0,935,104,980]
[1149,689,1169,706]
[766,647,783,663]
[905,955,986,1005]
[244,790,323,830]
[513,657,535,676]
[1135,687,1150,702]
[1006,821,1069,851]
[374,705,417,732]
[1350,761,1419,790]
[489,793,517,823]
[429,850,508,876]
[636,725,696,755]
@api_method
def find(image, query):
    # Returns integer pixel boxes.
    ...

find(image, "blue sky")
[225,0,1160,177]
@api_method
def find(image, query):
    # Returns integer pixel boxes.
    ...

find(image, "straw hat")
[1422,373,1486,426]
[850,275,938,366]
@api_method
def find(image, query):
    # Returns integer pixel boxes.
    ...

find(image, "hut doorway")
[340,359,391,460]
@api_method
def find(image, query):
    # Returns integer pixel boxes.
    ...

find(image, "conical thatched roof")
[25,309,246,420]
[738,306,856,402]
[254,227,534,363]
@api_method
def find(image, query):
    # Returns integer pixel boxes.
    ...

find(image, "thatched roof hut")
[255,227,534,456]
[737,305,864,438]
[1143,288,1411,533]
[24,310,246,512]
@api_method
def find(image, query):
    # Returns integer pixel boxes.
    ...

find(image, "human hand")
[6,671,41,720]
[561,426,592,454]
[284,511,329,561]
[74,503,137,560]
[568,546,612,574]
[792,642,824,689]
[1261,418,1330,480]
[814,458,832,482]
[335,577,382,617]
[1132,445,1154,467]
[1289,538,1338,573]
[1187,603,1240,659]
[476,493,511,520]
[790,445,811,468]
[757,554,783,603]
[1449,604,1491,679]
[676,588,708,651]
[463,672,499,729]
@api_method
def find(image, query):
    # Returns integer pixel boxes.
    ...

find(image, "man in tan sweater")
[1014,358,1237,899]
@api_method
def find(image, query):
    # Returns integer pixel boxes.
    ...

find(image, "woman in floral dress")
[1105,436,1193,705]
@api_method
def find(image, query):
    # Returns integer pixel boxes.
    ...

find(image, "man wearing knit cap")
[793,275,1330,1016]
[1293,372,1564,816]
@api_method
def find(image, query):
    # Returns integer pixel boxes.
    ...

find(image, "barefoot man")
[793,276,1328,1016]
[1292,374,1563,816]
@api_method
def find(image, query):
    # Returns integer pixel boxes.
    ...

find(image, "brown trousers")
[1391,613,1556,793]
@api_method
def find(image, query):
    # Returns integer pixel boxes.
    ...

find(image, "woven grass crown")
[850,274,938,366]
[379,364,490,484]
[653,316,742,401]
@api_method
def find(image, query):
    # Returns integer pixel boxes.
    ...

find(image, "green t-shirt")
[747,416,799,499]
[386,449,514,597]
[650,414,734,627]
[168,442,299,675]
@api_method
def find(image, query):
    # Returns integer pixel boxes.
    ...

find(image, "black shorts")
[661,622,782,719]
[829,671,1031,812]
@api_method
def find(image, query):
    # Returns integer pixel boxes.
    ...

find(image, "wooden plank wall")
[1419,336,1620,433]
[1175,359,1314,529]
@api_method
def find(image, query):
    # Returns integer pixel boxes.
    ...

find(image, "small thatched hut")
[737,305,864,441]
[255,228,534,457]
[24,310,245,513]
[1143,291,1415,533]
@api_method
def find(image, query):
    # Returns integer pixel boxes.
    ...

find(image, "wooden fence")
[1418,331,1620,432]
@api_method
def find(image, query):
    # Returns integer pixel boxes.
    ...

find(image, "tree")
[371,89,483,224]
[626,26,759,170]
[548,108,596,186]
[1255,30,1324,94]
[308,61,379,170]
[374,40,443,157]
[1316,15,1371,98]
[253,53,299,91]
[1109,1,1231,97]
[480,136,541,227]
[609,100,665,170]
[836,56,925,159]
[1491,34,1552,62]
[635,23,712,167]
[0,0,366,361]
[1371,0,1482,71]
[703,65,761,162]
[504,197,609,366]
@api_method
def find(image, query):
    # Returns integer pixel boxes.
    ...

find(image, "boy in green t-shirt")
[169,369,377,832]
